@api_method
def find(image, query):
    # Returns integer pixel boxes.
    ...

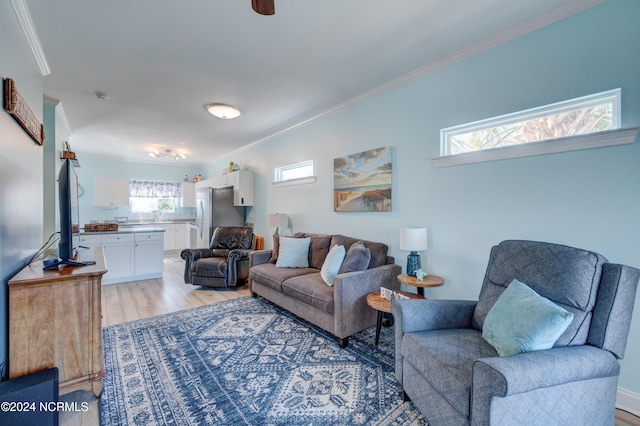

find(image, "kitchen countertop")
[80,226,165,235]
[116,220,195,227]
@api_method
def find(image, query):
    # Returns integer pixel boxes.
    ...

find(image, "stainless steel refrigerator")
[196,187,245,248]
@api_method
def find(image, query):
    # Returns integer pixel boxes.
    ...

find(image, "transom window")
[441,89,621,156]
[275,160,313,182]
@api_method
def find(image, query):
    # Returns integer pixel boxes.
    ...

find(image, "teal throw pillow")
[482,279,574,357]
[320,244,346,286]
[275,237,311,268]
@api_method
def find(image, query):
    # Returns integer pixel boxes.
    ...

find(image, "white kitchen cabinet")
[94,178,130,206]
[78,234,102,251]
[102,234,135,283]
[218,173,235,188]
[157,224,176,250]
[191,171,253,206]
[134,232,164,277]
[174,223,189,251]
[233,171,253,206]
[182,182,196,207]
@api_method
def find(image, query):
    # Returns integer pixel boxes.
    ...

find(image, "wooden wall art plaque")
[4,78,45,146]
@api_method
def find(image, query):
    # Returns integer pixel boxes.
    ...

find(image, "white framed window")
[433,89,636,167]
[129,180,182,213]
[273,160,316,187]
[130,197,179,213]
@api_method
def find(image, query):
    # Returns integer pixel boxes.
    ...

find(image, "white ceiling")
[24,0,602,166]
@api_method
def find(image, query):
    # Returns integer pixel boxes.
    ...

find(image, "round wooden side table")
[397,273,444,297]
[366,290,423,346]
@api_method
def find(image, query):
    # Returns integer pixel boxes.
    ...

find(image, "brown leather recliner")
[181,226,253,288]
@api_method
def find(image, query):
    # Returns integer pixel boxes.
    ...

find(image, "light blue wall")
[0,3,45,379]
[209,0,640,393]
[75,156,203,225]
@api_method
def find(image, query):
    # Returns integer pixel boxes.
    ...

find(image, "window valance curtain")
[129,180,182,198]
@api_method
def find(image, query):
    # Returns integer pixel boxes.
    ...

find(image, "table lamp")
[267,213,288,238]
[400,227,427,276]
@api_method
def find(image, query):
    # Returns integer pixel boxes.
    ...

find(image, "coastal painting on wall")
[333,146,392,212]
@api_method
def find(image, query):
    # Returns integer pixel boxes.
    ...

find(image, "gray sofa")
[392,240,640,425]
[249,232,401,347]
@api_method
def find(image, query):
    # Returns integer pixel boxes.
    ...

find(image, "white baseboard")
[617,387,640,417]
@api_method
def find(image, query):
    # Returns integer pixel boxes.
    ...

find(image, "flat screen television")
[44,158,92,269]
[59,158,79,261]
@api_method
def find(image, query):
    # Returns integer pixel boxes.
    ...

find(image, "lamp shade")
[400,227,427,251]
[267,213,288,229]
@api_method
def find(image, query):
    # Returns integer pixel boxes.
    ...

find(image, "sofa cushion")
[331,235,388,268]
[282,273,335,314]
[293,232,333,269]
[320,244,346,286]
[191,257,226,278]
[338,240,371,273]
[482,279,573,357]
[276,237,311,268]
[250,263,317,293]
[402,328,498,418]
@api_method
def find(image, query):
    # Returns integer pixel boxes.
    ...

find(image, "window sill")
[271,176,317,187]
[431,127,638,168]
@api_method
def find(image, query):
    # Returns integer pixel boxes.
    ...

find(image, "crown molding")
[55,102,72,137]
[227,0,605,159]
[11,0,51,76]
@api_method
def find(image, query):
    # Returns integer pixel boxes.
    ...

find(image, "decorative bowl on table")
[114,216,128,223]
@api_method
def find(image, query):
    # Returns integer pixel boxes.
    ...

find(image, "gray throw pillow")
[338,240,371,273]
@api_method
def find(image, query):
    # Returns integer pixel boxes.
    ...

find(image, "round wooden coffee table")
[366,290,423,346]
[397,273,444,297]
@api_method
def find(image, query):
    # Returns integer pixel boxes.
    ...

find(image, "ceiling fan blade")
[252,0,275,15]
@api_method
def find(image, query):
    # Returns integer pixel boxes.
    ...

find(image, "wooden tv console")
[8,247,107,397]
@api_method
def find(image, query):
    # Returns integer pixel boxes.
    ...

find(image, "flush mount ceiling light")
[149,149,186,160]
[206,103,241,120]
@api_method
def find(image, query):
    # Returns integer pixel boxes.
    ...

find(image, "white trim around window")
[432,127,638,168]
[272,160,317,187]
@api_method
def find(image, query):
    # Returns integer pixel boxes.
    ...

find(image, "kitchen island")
[76,226,165,284]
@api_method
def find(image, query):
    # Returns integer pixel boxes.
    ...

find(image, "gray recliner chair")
[392,240,639,426]
[181,226,253,288]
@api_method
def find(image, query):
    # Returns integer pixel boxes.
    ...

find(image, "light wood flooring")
[60,253,640,425]
[101,252,250,328]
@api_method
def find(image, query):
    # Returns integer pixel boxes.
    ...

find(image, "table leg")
[375,311,383,346]
[417,287,425,297]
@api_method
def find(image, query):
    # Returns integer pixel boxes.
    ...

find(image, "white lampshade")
[267,213,288,229]
[400,227,428,251]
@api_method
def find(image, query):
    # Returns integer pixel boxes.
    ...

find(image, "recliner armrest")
[471,345,620,424]
[473,345,619,397]
[181,248,214,262]
[392,299,477,334]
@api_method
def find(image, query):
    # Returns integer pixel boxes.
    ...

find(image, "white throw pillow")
[320,244,346,286]
[275,237,311,268]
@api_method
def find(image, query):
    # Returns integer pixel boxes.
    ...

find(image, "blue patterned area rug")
[101,296,427,425]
